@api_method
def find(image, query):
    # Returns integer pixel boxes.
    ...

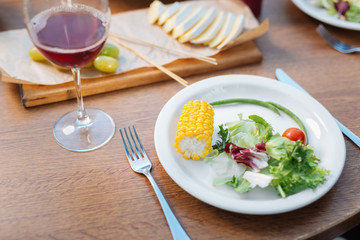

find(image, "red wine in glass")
[32,5,107,68]
[25,1,115,152]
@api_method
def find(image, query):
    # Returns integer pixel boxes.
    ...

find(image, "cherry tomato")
[282,127,306,144]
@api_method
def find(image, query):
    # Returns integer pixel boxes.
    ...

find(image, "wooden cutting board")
[20,40,262,107]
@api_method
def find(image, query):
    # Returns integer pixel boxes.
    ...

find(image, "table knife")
[275,68,360,148]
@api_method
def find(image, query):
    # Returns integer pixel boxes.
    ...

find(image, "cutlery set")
[119,69,360,239]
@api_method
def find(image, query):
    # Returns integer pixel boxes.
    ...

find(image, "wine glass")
[24,0,115,152]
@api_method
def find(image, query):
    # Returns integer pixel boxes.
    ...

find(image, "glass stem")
[72,68,90,126]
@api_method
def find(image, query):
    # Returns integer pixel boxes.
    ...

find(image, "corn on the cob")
[174,100,214,160]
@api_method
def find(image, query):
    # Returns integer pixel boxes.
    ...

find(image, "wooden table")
[1,0,359,239]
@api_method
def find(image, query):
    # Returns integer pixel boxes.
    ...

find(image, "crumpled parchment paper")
[0,0,259,85]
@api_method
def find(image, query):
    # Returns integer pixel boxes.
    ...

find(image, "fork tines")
[316,24,356,53]
[316,24,338,44]
[119,125,147,162]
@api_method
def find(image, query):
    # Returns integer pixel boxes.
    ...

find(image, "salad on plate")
[205,113,329,198]
[174,99,329,199]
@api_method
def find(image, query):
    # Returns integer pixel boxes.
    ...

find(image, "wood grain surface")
[1,0,360,239]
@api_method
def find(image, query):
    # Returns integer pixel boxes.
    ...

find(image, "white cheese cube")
[158,1,181,26]
[163,4,193,33]
[178,7,218,43]
[207,12,236,48]
[190,11,226,44]
[216,14,245,49]
[172,6,206,39]
[148,0,167,24]
[243,171,273,188]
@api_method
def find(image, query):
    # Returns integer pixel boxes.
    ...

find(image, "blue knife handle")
[335,120,360,148]
[276,68,360,148]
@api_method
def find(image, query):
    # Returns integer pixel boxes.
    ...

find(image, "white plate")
[154,75,346,215]
[292,0,360,31]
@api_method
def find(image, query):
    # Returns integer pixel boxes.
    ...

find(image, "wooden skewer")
[109,34,188,87]
[110,32,217,65]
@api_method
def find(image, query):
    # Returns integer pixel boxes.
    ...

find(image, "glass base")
[53,108,115,152]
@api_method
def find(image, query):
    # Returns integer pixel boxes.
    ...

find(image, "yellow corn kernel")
[174,100,214,160]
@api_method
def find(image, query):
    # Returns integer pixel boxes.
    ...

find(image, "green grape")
[93,56,118,73]
[29,46,46,61]
[100,43,119,58]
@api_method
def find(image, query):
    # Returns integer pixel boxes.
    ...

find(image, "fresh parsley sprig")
[212,124,229,153]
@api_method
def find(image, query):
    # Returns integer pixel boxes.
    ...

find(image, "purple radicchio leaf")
[224,142,270,171]
[334,1,350,15]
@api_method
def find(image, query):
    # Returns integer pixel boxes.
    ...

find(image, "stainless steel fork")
[316,24,360,53]
[119,125,191,240]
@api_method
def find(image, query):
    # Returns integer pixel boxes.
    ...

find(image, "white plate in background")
[292,0,360,31]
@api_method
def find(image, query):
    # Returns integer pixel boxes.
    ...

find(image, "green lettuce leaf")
[265,134,296,161]
[249,115,274,142]
[226,114,274,148]
[346,3,360,22]
[266,139,329,198]
[216,176,253,194]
